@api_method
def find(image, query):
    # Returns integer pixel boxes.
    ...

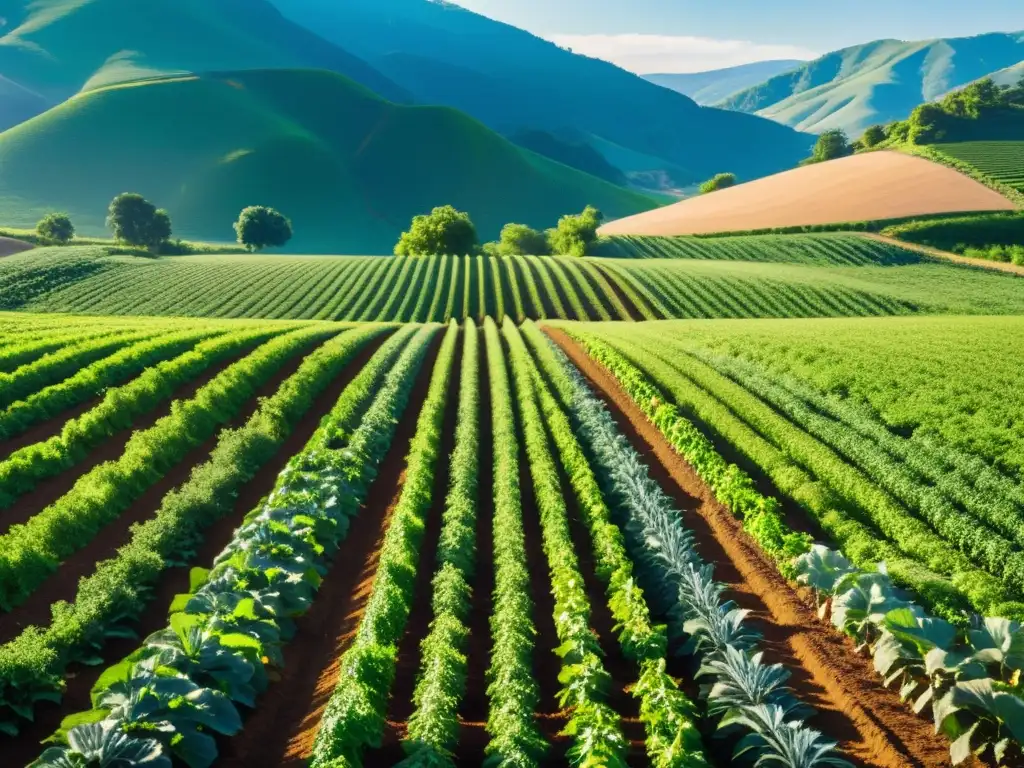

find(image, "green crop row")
[0,328,220,440]
[579,325,1018,619]
[399,321,480,766]
[0,326,337,610]
[520,321,709,767]
[0,325,393,737]
[481,317,546,766]
[30,325,439,767]
[504,320,628,766]
[311,322,458,767]
[542,328,848,767]
[0,327,277,510]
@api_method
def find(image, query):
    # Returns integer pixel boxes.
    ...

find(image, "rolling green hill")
[267,0,813,187]
[0,0,408,130]
[643,60,804,105]
[0,68,655,253]
[720,32,1024,136]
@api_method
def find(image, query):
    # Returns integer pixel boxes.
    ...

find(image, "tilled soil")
[218,334,442,768]
[546,326,954,768]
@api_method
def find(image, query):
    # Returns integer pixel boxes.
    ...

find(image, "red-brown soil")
[545,327,954,768]
[3,332,390,766]
[600,151,1016,237]
[218,334,443,768]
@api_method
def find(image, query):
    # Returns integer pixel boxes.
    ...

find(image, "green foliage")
[859,125,886,149]
[312,323,458,767]
[699,173,737,194]
[497,223,551,256]
[885,78,1024,146]
[881,212,1024,252]
[35,213,75,245]
[106,194,172,252]
[548,206,604,257]
[395,206,479,256]
[233,206,293,252]
[803,129,853,165]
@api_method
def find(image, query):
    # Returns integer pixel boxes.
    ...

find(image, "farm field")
[932,141,1024,192]
[3,236,1024,322]
[0,311,1020,768]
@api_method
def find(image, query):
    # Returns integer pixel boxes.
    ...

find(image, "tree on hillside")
[859,125,886,149]
[106,193,172,252]
[548,206,603,257]
[36,213,74,245]
[497,223,550,256]
[699,173,737,194]
[803,129,853,165]
[234,206,293,252]
[395,205,478,256]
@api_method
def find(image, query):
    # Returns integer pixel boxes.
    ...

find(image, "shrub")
[497,223,550,255]
[699,173,737,194]
[106,194,172,252]
[803,129,853,165]
[394,205,477,256]
[548,205,603,257]
[859,125,886,149]
[35,213,75,245]
[234,206,293,252]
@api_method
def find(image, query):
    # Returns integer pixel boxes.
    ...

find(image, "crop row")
[935,142,1024,191]
[0,324,394,737]
[553,324,1024,766]
[0,326,337,610]
[31,324,440,766]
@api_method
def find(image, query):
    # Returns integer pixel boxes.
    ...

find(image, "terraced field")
[1,311,1021,768]
[4,236,1024,322]
[932,141,1024,192]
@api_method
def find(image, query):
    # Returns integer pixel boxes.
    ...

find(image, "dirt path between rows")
[0,335,331,642]
[864,232,1024,277]
[218,334,442,768]
[373,336,463,760]
[545,327,954,768]
[3,333,391,767]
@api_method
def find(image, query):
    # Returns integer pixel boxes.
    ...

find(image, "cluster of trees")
[802,129,854,165]
[394,205,605,257]
[33,196,293,253]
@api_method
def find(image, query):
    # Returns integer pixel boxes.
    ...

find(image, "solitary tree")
[36,212,75,245]
[804,129,853,164]
[548,205,603,257]
[699,173,737,194]
[234,206,293,252]
[497,223,550,256]
[106,193,172,252]
[395,205,478,255]
[859,125,886,149]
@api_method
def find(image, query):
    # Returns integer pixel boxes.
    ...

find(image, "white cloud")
[545,33,818,74]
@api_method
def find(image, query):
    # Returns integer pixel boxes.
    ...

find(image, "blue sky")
[453,1,1024,72]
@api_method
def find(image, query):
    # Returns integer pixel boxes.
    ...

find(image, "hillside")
[0,0,408,131]
[720,32,1024,136]
[598,151,1016,236]
[0,69,655,253]
[267,0,813,187]
[643,60,804,105]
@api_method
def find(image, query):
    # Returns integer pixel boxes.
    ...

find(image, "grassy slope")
[0,69,655,253]
[928,142,1024,192]
[0,0,407,127]
[5,240,1024,320]
[269,0,813,184]
[721,33,1024,135]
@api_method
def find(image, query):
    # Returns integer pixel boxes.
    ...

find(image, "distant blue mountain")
[268,0,813,186]
[644,60,805,105]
